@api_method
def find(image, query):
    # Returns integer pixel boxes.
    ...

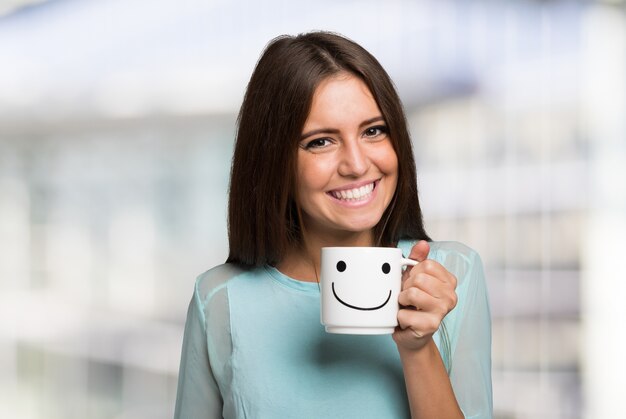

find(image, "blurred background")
[1,0,625,418]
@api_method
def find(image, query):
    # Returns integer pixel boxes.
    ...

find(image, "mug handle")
[401,258,419,267]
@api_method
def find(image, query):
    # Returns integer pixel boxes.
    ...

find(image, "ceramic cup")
[320,246,418,334]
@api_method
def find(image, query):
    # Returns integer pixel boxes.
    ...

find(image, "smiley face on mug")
[331,258,394,311]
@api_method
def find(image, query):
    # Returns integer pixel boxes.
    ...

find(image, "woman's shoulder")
[193,263,252,303]
[428,240,480,261]
[431,242,487,300]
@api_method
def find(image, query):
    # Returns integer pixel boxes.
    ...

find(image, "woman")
[175,31,492,418]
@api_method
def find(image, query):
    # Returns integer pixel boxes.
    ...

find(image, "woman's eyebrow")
[300,116,386,140]
[300,127,340,141]
[359,116,385,127]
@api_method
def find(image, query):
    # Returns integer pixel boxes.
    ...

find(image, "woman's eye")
[364,125,388,138]
[302,138,332,150]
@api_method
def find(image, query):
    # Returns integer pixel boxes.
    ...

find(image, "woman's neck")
[275,248,318,282]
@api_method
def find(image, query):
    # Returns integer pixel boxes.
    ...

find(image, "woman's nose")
[338,141,370,177]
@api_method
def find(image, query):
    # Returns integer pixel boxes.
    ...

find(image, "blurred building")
[1,1,625,418]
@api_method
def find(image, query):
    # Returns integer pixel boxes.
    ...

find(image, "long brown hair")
[227,31,430,266]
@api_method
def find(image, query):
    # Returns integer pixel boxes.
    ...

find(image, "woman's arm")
[174,286,223,418]
[394,240,493,419]
[393,240,462,419]
[396,338,463,419]
[446,247,493,418]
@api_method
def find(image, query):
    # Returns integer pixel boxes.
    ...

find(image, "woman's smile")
[327,180,378,204]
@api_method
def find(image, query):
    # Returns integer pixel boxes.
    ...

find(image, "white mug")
[320,247,418,334]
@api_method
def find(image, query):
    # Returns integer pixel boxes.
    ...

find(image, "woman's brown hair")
[227,31,430,266]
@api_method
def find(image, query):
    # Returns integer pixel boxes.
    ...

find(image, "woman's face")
[296,73,398,244]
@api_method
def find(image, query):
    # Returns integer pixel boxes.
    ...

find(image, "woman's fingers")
[406,259,457,287]
[397,308,442,337]
[398,282,457,315]
[408,240,430,263]
[403,272,447,299]
[394,248,459,351]
[401,240,430,282]
[396,285,456,343]
[398,284,431,310]
[402,264,458,307]
[397,259,458,338]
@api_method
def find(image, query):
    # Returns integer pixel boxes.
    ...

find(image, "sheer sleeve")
[443,246,493,418]
[174,283,223,418]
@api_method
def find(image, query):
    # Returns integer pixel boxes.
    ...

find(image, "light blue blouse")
[174,241,492,418]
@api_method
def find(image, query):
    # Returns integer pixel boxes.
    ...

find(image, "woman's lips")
[327,180,378,202]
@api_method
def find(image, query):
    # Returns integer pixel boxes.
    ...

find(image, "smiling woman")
[226,32,429,269]
[175,31,493,419]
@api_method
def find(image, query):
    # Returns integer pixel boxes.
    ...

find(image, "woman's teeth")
[330,182,374,201]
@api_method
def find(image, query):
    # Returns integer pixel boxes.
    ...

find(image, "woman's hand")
[393,240,458,353]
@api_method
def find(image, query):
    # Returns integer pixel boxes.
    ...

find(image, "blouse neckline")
[263,265,321,293]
